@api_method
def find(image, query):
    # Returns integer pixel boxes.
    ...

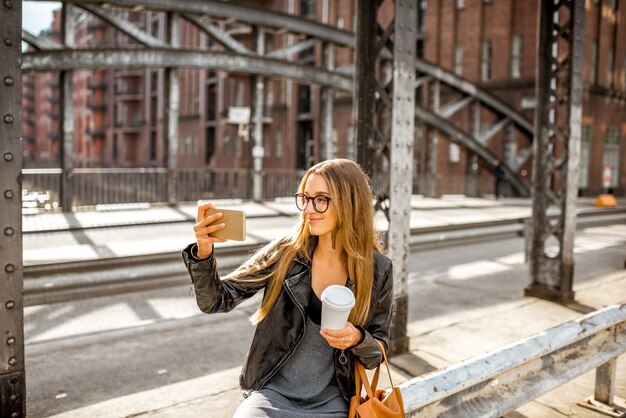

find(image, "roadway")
[23,222,626,417]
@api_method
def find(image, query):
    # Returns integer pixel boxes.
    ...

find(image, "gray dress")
[233,313,349,418]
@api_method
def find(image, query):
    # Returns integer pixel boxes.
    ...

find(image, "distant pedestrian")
[492,158,506,199]
[182,159,394,417]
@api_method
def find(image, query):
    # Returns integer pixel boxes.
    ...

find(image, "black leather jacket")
[181,241,394,401]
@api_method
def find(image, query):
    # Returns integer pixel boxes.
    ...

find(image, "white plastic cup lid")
[321,285,355,311]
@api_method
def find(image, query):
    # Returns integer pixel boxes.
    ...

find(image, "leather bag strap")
[374,338,395,387]
[352,338,392,403]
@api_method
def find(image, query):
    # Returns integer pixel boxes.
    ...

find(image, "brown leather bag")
[348,339,405,418]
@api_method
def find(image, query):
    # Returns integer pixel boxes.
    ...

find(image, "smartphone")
[204,208,246,241]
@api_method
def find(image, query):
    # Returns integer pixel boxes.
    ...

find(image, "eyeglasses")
[294,193,331,213]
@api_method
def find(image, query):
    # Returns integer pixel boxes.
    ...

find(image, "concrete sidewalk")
[42,222,626,418]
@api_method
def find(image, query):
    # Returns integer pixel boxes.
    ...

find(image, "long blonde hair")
[226,159,384,326]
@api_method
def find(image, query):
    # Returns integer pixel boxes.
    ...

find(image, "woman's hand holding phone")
[193,202,227,258]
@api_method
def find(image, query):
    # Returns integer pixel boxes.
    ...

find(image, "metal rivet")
[4,227,14,236]
[6,336,15,345]
[4,38,13,47]
[9,376,18,384]
[6,300,15,309]
[4,0,13,9]
[4,189,13,199]
[8,357,17,366]
[12,413,19,418]
[4,114,14,123]
[5,264,15,273]
[4,76,13,86]
[10,393,18,402]
[3,152,13,161]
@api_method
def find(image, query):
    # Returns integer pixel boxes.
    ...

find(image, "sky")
[22,1,59,35]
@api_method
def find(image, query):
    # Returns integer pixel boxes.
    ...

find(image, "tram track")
[23,208,626,306]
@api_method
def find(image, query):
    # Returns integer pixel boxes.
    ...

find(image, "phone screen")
[204,208,246,241]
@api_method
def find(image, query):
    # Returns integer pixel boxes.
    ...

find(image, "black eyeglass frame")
[294,193,332,213]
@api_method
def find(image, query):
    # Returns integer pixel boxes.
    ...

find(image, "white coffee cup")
[320,285,356,330]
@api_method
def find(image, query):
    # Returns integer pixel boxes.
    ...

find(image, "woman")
[182,159,394,417]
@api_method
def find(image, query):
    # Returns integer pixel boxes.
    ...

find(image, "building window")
[591,42,598,84]
[456,0,464,9]
[206,127,215,163]
[607,50,615,87]
[300,0,316,19]
[511,34,523,79]
[150,130,157,161]
[481,39,492,81]
[449,143,460,163]
[602,126,621,188]
[579,124,592,188]
[453,45,463,76]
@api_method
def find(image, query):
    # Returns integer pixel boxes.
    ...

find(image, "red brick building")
[22,0,626,197]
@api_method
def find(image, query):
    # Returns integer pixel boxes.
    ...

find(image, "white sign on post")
[227,107,251,124]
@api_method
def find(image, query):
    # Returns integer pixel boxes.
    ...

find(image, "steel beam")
[183,14,251,55]
[525,0,585,303]
[319,42,334,161]
[164,12,179,205]
[415,58,534,137]
[478,117,510,144]
[251,27,265,201]
[59,3,74,211]
[353,1,377,177]
[387,0,417,356]
[266,39,316,59]
[76,2,168,48]
[415,105,530,197]
[21,29,62,50]
[37,0,354,48]
[22,48,353,92]
[0,0,25,415]
[438,95,473,119]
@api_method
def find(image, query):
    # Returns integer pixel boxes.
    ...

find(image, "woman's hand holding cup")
[320,322,362,349]
[193,202,228,258]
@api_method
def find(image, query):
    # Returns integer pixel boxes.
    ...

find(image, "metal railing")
[22,166,503,210]
[21,167,306,209]
[400,303,626,417]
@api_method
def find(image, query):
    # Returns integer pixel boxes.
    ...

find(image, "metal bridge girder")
[526,0,586,303]
[28,0,355,48]
[415,105,530,197]
[22,48,353,92]
[21,28,62,50]
[1,0,25,415]
[353,0,417,355]
[76,2,168,48]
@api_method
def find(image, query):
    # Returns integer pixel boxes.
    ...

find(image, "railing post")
[578,356,626,416]
[595,359,617,405]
